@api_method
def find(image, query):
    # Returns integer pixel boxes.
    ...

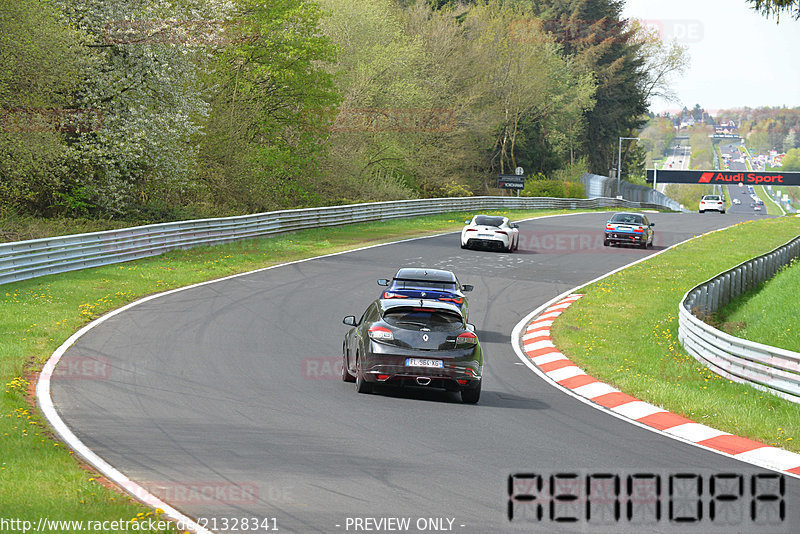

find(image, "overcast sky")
[622,0,800,114]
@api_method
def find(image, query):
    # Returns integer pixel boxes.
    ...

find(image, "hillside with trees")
[1,0,680,223]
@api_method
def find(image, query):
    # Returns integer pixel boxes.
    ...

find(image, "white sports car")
[699,195,725,214]
[461,215,519,252]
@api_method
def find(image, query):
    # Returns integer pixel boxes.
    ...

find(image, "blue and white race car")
[604,212,655,249]
[377,268,473,319]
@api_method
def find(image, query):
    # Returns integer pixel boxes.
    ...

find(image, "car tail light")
[440,297,463,305]
[457,379,468,385]
[368,326,394,341]
[382,291,404,299]
[456,332,478,345]
[377,374,390,381]
[496,230,508,236]
[466,228,477,232]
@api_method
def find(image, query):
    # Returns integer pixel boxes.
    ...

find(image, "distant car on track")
[342,298,483,403]
[754,205,762,212]
[733,198,741,205]
[461,215,519,252]
[377,268,473,319]
[699,195,725,214]
[604,212,655,249]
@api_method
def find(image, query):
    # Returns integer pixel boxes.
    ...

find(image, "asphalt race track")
[52,211,799,533]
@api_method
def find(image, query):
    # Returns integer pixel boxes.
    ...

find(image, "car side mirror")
[343,316,357,326]
[377,279,390,286]
[650,222,655,227]
[465,323,475,332]
[461,284,474,292]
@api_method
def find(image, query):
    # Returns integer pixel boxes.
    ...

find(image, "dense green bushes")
[1,0,661,221]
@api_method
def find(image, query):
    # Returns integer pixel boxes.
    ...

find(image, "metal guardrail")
[0,194,678,286]
[580,173,686,212]
[679,235,800,403]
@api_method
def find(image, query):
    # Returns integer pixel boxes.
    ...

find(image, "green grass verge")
[1,208,600,530]
[756,185,784,215]
[551,216,800,452]
[716,257,800,353]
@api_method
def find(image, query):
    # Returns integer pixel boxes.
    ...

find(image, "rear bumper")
[699,204,725,212]
[361,352,482,388]
[604,231,646,244]
[464,237,507,249]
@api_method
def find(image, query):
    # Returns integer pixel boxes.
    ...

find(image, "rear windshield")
[392,280,458,291]
[383,308,463,331]
[703,195,720,201]
[474,215,505,227]
[610,213,643,224]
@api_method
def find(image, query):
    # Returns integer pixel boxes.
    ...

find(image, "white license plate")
[479,234,493,238]
[406,358,443,368]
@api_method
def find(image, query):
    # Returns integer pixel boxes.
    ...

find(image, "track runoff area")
[646,169,800,186]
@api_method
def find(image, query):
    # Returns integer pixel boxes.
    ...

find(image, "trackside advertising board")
[646,170,800,186]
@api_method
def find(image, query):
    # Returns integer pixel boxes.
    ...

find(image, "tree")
[629,21,689,106]
[781,148,800,170]
[199,0,340,212]
[747,0,800,20]
[51,0,220,217]
[0,0,93,215]
[530,0,649,175]
[784,130,799,150]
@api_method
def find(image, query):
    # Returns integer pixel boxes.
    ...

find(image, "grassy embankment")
[551,216,800,452]
[716,257,800,353]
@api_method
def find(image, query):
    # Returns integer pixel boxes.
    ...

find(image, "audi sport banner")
[646,170,800,186]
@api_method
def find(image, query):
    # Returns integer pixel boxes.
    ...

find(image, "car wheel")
[639,240,647,249]
[461,382,481,404]
[603,239,610,247]
[506,241,513,253]
[699,210,704,214]
[355,354,372,394]
[342,347,355,383]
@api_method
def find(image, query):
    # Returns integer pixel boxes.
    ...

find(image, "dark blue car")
[377,268,473,320]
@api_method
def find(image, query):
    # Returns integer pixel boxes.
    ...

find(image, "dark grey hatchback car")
[342,298,483,403]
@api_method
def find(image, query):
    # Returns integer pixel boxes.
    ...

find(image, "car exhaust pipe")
[416,377,432,386]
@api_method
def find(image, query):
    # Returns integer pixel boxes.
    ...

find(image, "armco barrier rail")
[0,195,676,286]
[679,235,800,403]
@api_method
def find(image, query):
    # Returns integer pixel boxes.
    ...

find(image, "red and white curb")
[521,293,800,478]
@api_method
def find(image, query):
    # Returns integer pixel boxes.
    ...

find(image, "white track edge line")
[509,224,800,480]
[35,209,600,530]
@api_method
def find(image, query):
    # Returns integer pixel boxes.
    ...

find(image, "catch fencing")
[581,173,685,212]
[0,193,679,287]
[679,236,800,403]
